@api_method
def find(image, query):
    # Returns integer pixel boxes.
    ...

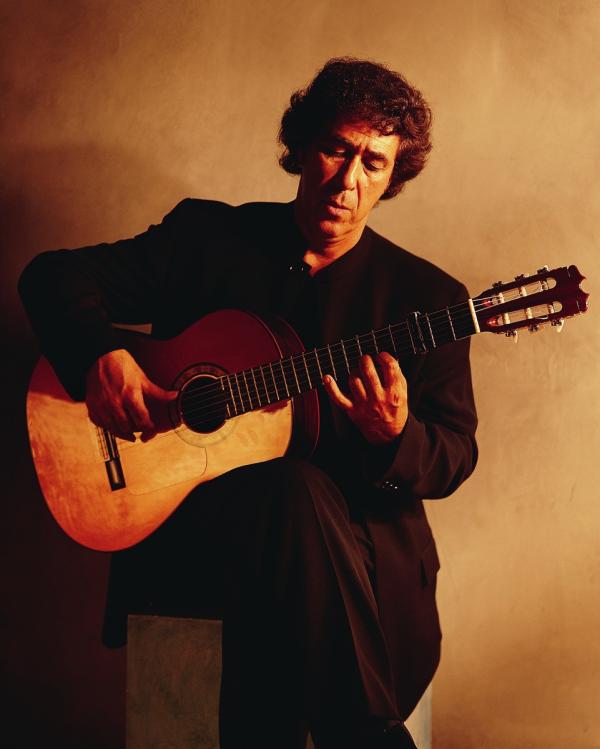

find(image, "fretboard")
[219,300,478,418]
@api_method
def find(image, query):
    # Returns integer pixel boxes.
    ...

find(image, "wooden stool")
[127,615,432,749]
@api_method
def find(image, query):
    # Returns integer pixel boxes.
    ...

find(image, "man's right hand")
[85,349,178,442]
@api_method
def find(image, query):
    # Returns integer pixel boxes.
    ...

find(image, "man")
[19,58,478,748]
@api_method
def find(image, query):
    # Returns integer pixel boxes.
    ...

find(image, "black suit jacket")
[19,199,478,717]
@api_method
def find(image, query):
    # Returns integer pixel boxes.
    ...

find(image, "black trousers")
[108,457,402,748]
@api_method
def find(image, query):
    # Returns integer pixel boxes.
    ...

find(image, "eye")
[321,146,346,158]
[365,161,384,172]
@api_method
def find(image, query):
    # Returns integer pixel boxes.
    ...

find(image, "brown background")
[2,1,598,747]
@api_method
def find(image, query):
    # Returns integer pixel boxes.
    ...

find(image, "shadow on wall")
[1,142,192,749]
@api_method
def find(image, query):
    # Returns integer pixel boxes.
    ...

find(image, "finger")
[348,374,367,402]
[107,420,136,442]
[98,403,135,442]
[140,429,158,443]
[114,431,136,443]
[144,378,179,402]
[86,402,105,429]
[323,375,353,411]
[124,388,155,433]
[377,352,404,391]
[143,379,179,432]
[378,353,407,408]
[106,404,137,442]
[87,402,135,441]
[358,355,384,400]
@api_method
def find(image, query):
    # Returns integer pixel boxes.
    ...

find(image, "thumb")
[143,377,178,402]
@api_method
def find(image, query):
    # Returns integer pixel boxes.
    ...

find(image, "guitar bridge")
[97,427,126,491]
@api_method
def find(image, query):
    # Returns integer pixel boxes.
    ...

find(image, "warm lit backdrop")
[2,2,598,747]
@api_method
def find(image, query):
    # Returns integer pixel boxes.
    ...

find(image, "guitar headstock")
[474,265,588,337]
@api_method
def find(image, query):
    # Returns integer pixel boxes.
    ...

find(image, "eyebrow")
[322,134,391,165]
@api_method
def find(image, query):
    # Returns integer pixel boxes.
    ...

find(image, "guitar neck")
[222,300,478,418]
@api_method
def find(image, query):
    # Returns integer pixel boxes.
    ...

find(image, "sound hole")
[179,375,227,434]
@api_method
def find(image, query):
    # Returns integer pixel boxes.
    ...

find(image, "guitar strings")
[112,288,554,434]
[109,280,560,446]
[180,286,548,414]
[177,289,556,424]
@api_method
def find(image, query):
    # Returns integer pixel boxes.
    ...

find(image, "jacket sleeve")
[18,201,187,400]
[365,287,478,501]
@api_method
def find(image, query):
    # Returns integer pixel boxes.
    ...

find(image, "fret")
[371,330,379,354]
[424,313,436,349]
[446,307,456,341]
[233,372,245,412]
[259,365,271,404]
[327,344,337,379]
[313,349,323,379]
[226,376,238,416]
[401,323,415,356]
[278,360,290,398]
[355,335,363,357]
[387,324,397,354]
[242,370,253,409]
[250,367,262,407]
[301,351,312,388]
[289,357,301,394]
[340,340,350,373]
[269,362,279,401]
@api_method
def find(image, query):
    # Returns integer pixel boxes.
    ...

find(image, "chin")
[316,217,350,237]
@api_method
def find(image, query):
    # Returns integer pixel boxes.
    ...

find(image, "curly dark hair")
[278,57,432,199]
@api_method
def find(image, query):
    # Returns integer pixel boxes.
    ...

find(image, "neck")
[206,300,478,422]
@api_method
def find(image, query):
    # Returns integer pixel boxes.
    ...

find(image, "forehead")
[319,118,400,158]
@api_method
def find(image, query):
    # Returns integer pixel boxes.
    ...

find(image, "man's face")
[295,119,400,246]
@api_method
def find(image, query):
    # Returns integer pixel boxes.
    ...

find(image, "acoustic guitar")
[26,265,588,551]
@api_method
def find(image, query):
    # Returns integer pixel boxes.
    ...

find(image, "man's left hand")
[323,352,408,445]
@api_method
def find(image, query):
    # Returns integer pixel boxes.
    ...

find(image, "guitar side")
[26,310,319,552]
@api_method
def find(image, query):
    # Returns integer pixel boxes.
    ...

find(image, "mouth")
[322,199,350,217]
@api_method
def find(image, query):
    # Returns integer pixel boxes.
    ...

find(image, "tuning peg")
[552,318,564,332]
[537,265,549,274]
[528,323,540,333]
[505,330,518,341]
[515,273,528,281]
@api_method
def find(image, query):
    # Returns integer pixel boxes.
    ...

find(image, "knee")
[263,457,349,517]
[269,456,324,483]
[257,457,336,495]
[213,457,349,521]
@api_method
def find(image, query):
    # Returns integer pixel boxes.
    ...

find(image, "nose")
[338,155,361,190]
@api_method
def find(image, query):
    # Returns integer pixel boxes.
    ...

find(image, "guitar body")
[26,309,319,552]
